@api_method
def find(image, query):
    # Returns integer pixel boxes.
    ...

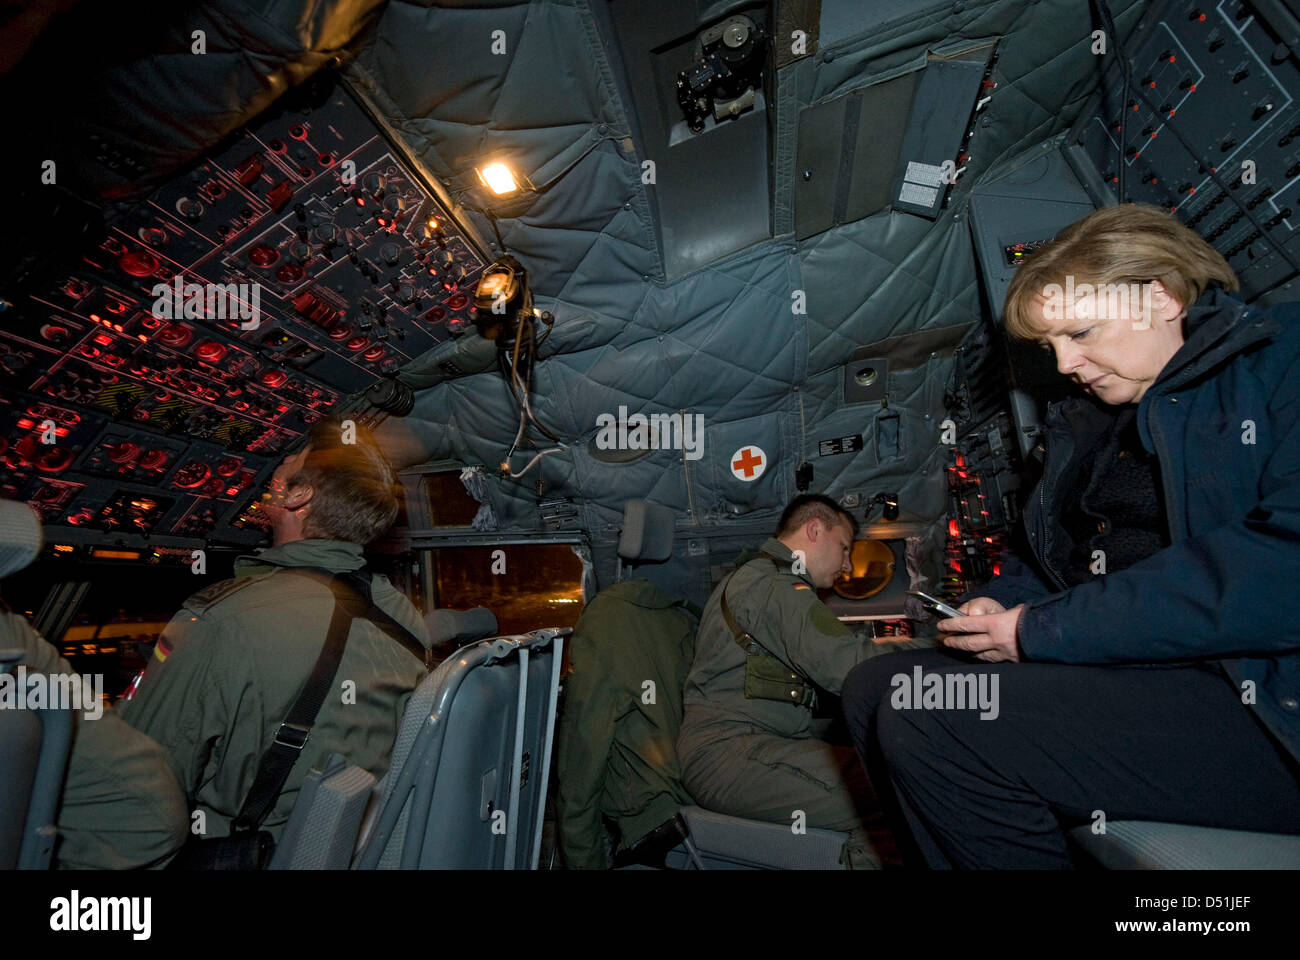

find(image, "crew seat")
[1067,821,1300,870]
[271,626,566,869]
[0,649,73,869]
[426,606,498,654]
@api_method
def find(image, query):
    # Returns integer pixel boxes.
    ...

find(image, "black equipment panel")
[0,73,487,559]
[1065,0,1300,300]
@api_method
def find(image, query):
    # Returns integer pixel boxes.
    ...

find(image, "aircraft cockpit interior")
[2,0,1298,937]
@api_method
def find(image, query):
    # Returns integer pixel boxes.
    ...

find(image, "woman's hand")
[938,599,1026,662]
[956,597,1006,616]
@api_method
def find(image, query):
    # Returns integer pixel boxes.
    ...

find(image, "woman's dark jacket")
[959,284,1300,765]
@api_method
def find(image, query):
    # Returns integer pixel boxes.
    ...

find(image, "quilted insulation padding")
[53,0,388,200]
[350,0,1147,538]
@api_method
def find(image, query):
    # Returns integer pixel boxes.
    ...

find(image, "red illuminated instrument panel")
[0,72,487,553]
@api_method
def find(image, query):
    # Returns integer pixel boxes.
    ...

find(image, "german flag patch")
[153,635,175,663]
[792,583,811,591]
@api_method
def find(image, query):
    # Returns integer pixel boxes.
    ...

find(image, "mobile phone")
[907,590,966,619]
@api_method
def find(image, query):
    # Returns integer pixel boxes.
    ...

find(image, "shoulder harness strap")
[279,567,431,670]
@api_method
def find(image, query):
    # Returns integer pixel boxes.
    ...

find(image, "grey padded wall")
[353,0,1147,547]
[37,0,389,201]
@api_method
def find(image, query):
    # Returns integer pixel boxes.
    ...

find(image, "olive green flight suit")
[677,538,933,863]
[2,609,189,869]
[554,578,699,868]
[119,539,431,847]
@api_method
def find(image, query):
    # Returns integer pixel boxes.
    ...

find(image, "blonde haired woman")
[843,204,1300,868]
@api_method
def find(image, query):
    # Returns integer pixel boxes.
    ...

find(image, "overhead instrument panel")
[1064,0,1300,301]
[0,72,489,559]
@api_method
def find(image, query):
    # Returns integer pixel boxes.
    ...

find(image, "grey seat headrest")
[426,607,498,647]
[617,499,674,563]
[0,500,42,579]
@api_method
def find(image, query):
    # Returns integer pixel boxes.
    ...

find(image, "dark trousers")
[841,648,1300,868]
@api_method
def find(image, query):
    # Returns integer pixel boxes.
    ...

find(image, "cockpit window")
[425,544,584,634]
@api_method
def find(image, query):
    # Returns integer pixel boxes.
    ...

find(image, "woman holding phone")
[842,203,1300,868]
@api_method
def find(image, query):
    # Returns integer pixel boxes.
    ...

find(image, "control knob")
[175,197,204,221]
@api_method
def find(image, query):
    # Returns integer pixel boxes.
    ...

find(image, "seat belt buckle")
[273,722,311,751]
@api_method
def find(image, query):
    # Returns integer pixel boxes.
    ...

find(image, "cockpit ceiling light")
[477,162,520,196]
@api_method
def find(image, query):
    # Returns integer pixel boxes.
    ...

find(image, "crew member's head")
[258,420,399,547]
[775,494,857,589]
[1003,204,1239,405]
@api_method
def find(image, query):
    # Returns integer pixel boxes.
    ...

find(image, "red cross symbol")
[731,446,766,481]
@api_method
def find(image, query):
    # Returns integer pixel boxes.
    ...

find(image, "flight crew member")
[676,493,934,868]
[0,498,189,869]
[120,421,432,851]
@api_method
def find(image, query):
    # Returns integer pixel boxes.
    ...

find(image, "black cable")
[533,315,555,351]
[498,349,524,408]
[526,314,538,393]
[500,306,564,445]
[485,208,508,252]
